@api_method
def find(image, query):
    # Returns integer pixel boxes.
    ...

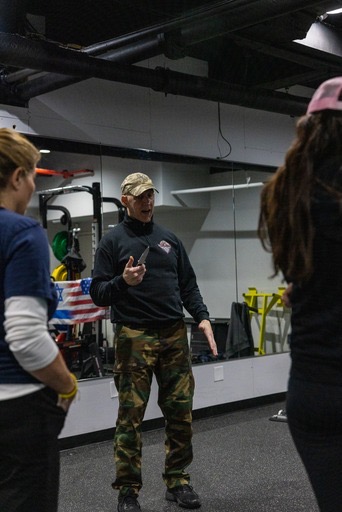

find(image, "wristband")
[59,373,78,400]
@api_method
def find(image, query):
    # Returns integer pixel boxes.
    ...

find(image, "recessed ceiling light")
[39,149,50,154]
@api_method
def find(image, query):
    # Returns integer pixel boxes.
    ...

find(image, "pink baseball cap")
[307,76,342,114]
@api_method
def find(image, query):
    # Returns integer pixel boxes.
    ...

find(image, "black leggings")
[0,387,66,512]
[287,377,342,512]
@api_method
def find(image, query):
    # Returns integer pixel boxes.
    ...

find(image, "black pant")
[287,376,342,512]
[0,387,66,512]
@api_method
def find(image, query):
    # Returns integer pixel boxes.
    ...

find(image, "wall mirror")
[27,134,291,381]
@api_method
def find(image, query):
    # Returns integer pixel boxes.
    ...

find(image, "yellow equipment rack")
[242,286,287,355]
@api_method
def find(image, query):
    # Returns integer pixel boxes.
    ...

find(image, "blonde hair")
[0,128,40,188]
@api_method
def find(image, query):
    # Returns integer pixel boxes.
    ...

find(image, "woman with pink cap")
[258,77,342,512]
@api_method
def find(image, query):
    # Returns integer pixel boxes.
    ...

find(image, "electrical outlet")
[214,365,224,382]
[110,381,118,398]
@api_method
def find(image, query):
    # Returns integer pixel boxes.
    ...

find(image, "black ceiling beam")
[26,133,277,173]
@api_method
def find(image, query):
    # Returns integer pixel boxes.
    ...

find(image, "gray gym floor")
[58,401,319,512]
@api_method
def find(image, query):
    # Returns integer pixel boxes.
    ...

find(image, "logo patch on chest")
[158,240,171,253]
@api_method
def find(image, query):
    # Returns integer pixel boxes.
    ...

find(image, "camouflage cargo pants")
[111,319,194,495]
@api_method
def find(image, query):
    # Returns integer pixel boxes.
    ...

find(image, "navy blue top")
[0,208,58,384]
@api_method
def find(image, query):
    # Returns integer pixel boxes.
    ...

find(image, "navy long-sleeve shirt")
[0,208,58,384]
[90,214,210,327]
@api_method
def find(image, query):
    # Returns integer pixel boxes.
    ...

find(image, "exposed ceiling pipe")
[28,0,341,52]
[2,26,166,88]
[1,0,337,109]
[4,68,37,84]
[0,31,309,116]
[4,34,165,86]
[2,0,233,88]
[1,1,340,114]
[13,0,337,96]
[9,35,166,97]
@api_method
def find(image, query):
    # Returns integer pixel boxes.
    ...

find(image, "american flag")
[50,278,109,325]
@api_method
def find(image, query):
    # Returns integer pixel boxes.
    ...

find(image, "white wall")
[1,55,297,164]
[60,352,291,439]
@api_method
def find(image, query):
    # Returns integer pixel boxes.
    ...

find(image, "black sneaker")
[165,484,201,509]
[117,493,141,512]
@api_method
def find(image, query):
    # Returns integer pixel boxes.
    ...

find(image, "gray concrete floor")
[58,401,319,512]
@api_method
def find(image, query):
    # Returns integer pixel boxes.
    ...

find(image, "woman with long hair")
[258,77,342,512]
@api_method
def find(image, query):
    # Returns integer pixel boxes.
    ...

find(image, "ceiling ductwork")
[0,32,308,116]
[0,0,342,115]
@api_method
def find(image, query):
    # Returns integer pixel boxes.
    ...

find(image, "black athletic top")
[90,214,210,327]
[290,176,342,386]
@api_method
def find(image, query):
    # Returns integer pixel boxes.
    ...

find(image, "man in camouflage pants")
[90,173,217,512]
